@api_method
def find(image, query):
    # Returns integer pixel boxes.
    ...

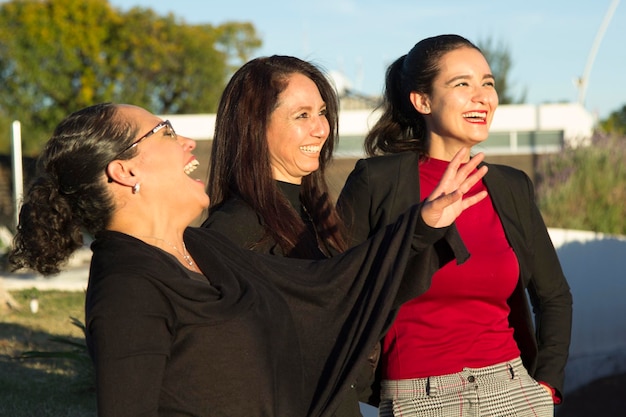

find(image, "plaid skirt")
[379,357,554,417]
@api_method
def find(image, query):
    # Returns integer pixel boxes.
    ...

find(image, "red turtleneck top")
[381,157,521,379]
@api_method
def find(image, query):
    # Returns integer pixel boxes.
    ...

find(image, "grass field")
[0,289,96,417]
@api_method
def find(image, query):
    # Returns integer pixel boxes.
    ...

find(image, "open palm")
[420,148,488,228]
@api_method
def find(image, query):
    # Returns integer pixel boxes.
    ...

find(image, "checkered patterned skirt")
[379,357,554,417]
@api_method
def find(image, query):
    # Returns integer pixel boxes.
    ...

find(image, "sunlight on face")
[423,47,499,156]
[115,105,210,214]
[266,73,330,184]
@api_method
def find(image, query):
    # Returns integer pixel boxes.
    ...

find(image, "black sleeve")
[519,171,572,395]
[86,272,172,417]
[336,158,376,247]
[486,165,572,397]
[233,205,458,417]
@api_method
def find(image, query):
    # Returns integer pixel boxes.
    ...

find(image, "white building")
[163,102,596,158]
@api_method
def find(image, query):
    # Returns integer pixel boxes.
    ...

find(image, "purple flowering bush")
[535,133,626,235]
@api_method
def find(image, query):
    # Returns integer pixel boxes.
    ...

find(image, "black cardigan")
[85,205,467,417]
[336,151,573,397]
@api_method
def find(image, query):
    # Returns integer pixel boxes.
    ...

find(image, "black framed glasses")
[112,120,177,160]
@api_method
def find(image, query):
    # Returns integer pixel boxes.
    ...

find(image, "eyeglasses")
[112,120,177,160]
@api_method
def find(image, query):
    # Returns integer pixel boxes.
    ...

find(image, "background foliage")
[535,133,626,235]
[599,104,626,136]
[478,37,527,105]
[0,0,261,154]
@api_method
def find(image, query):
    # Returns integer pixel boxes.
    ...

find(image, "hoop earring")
[132,183,141,194]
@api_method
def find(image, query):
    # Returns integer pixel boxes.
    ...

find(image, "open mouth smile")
[300,145,321,154]
[462,111,487,123]
[184,159,199,175]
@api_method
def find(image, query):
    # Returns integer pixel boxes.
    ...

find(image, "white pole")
[578,0,620,106]
[11,120,24,231]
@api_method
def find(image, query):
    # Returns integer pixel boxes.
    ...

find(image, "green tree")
[599,104,626,135]
[535,133,626,235]
[214,21,262,75]
[0,0,119,154]
[477,37,526,105]
[112,7,227,115]
[0,0,261,154]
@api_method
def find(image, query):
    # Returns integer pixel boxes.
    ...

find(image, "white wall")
[162,102,596,147]
[490,103,596,147]
[549,228,626,394]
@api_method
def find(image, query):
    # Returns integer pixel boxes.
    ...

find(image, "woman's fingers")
[426,150,486,202]
[421,149,489,228]
[427,148,468,200]
[459,164,488,194]
[461,190,488,210]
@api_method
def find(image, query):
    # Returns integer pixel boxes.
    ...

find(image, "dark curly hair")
[9,102,137,275]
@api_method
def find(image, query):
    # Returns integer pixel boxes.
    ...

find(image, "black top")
[203,181,359,416]
[337,151,572,397]
[85,207,468,417]
[202,181,329,258]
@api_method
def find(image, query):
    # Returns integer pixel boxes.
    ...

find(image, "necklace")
[132,235,198,272]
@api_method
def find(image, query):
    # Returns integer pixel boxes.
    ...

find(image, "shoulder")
[484,162,528,179]
[340,151,420,197]
[91,231,162,269]
[483,163,537,218]
[203,198,262,229]
[348,151,419,186]
[185,227,247,259]
[355,151,419,171]
[88,232,180,306]
[338,152,422,235]
[483,162,533,191]
[201,198,265,248]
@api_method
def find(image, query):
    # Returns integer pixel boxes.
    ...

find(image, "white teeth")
[463,112,486,119]
[184,159,199,175]
[300,145,321,153]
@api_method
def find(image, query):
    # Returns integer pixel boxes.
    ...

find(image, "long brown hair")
[207,55,346,256]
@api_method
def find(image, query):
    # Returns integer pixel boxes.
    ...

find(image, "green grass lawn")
[0,289,96,416]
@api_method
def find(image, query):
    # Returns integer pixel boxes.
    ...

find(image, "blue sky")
[109,0,625,119]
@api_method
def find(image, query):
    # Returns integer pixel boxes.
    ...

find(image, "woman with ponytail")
[337,34,572,416]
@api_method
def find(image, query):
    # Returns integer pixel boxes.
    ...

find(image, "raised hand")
[420,148,488,228]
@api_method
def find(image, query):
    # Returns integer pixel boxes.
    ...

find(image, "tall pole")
[578,0,620,106]
[11,121,23,231]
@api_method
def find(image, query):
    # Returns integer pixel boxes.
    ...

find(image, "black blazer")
[337,150,573,397]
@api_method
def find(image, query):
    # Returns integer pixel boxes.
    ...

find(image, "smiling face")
[266,73,329,184]
[411,47,499,159]
[115,105,210,216]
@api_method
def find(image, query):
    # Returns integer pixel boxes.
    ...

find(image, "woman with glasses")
[9,102,487,417]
